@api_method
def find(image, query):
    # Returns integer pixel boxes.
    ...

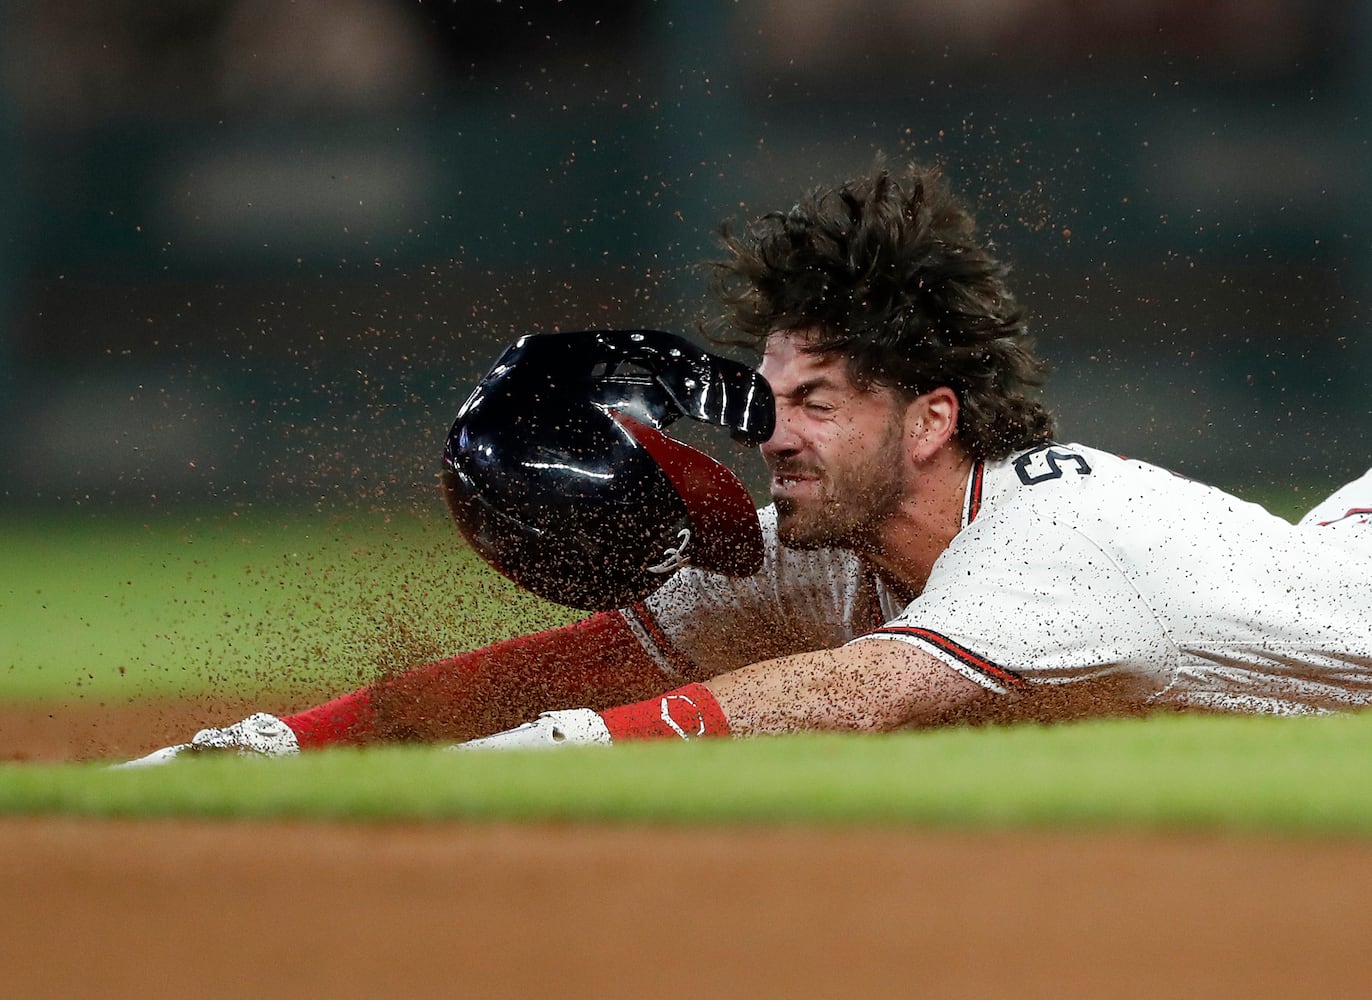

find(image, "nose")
[760,404,802,461]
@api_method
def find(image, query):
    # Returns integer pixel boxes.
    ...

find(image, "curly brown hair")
[709,162,1055,459]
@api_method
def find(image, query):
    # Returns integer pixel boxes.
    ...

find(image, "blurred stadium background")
[2,0,1369,514]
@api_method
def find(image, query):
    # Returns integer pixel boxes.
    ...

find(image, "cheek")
[833,417,887,451]
[814,422,859,455]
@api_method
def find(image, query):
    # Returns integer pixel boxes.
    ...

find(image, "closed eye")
[775,376,849,417]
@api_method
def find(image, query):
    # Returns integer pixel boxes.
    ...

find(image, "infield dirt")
[5,815,1372,998]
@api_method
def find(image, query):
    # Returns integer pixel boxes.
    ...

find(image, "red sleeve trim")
[869,625,1027,690]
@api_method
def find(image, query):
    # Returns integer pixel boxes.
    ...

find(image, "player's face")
[758,332,910,550]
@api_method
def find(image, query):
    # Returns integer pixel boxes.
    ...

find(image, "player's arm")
[285,611,676,745]
[456,639,992,749]
[116,611,682,765]
[705,641,990,735]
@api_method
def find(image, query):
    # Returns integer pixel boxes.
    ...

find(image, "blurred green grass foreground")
[2,715,1371,835]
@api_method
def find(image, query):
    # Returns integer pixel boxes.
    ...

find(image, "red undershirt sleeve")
[282,610,678,747]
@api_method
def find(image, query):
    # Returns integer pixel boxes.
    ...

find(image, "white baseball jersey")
[619,443,1372,716]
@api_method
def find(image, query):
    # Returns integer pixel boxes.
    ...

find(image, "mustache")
[768,459,825,478]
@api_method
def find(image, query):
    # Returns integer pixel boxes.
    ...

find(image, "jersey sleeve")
[620,506,880,681]
[852,512,1176,694]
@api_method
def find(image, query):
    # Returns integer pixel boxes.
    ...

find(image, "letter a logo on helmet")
[440,331,774,610]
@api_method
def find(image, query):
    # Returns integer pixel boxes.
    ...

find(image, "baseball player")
[120,161,1372,764]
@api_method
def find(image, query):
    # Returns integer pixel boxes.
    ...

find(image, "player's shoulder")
[985,441,1125,499]
[979,442,1189,521]
[981,441,1262,534]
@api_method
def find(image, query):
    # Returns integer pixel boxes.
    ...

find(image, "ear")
[904,387,959,462]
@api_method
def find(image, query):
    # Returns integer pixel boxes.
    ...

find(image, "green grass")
[0,507,574,703]
[3,712,1371,835]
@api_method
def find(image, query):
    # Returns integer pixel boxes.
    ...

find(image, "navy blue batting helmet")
[440,330,774,610]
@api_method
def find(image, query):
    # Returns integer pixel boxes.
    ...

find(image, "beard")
[770,419,907,552]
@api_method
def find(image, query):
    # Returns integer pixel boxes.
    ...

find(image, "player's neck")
[860,448,973,597]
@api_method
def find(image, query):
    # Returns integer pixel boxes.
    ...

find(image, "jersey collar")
[962,459,986,528]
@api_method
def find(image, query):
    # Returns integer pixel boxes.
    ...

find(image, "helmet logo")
[647,528,692,574]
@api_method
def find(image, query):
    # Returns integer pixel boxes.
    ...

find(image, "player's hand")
[450,708,612,751]
[113,712,300,768]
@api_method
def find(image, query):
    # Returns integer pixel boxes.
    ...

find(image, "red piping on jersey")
[625,601,697,677]
[1318,507,1372,527]
[872,625,1027,689]
[965,460,985,525]
[855,569,887,637]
